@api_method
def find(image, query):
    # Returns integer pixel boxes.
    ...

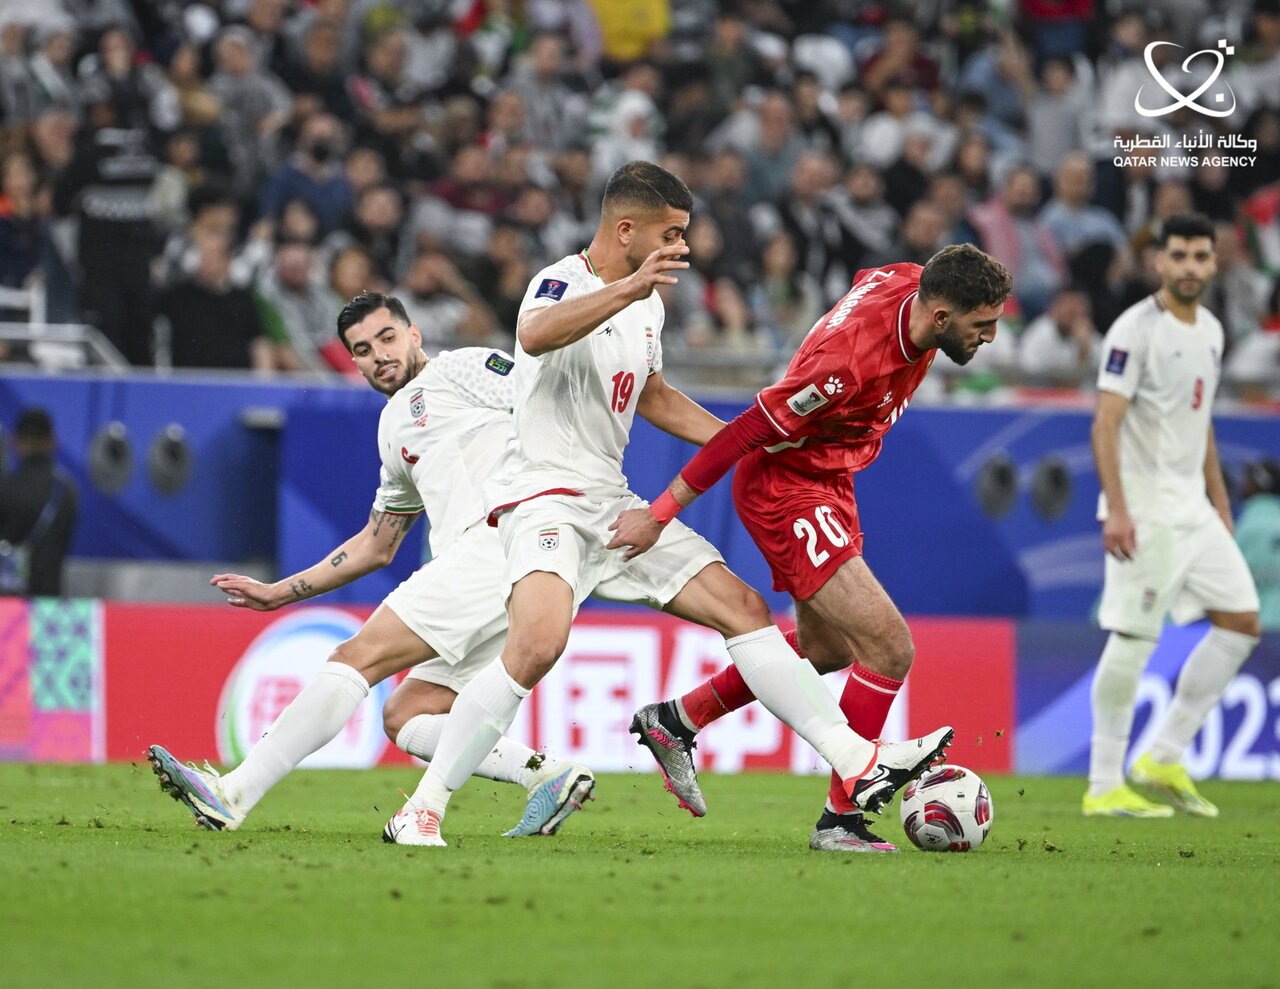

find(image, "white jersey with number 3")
[372,347,517,556]
[1096,294,1224,527]
[485,251,664,508]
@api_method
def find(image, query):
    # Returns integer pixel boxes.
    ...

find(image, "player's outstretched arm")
[211,508,419,609]
[608,403,781,560]
[1092,390,1136,560]
[635,370,724,446]
[519,246,689,356]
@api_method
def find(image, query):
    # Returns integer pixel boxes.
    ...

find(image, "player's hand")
[211,573,285,611]
[607,508,665,561]
[1102,512,1137,561]
[622,245,689,302]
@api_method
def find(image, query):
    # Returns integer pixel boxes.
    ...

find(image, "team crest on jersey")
[485,352,514,375]
[538,527,559,551]
[787,383,830,417]
[644,326,655,365]
[1105,348,1128,375]
[409,389,425,419]
[535,278,567,301]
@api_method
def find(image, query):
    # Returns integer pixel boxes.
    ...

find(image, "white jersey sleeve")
[519,260,597,318]
[429,348,516,412]
[372,429,425,515]
[1096,307,1150,399]
[647,292,665,376]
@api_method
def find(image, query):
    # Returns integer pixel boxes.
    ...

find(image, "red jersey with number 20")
[755,265,933,478]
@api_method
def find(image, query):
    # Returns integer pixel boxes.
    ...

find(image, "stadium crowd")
[0,0,1278,390]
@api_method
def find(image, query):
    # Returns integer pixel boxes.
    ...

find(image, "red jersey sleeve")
[755,340,857,437]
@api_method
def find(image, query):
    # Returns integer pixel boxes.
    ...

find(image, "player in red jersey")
[610,244,1012,852]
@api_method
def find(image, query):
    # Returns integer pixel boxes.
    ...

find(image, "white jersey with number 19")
[485,251,664,509]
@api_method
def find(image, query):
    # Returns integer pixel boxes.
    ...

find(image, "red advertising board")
[102,603,1015,773]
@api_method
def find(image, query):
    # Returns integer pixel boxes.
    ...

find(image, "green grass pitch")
[2,764,1277,989]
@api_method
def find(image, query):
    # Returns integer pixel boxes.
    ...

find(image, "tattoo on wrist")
[289,579,313,599]
[330,551,348,567]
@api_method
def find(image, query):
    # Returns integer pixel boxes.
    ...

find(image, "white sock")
[395,713,543,788]
[726,626,875,780]
[406,658,530,815]
[1148,626,1259,764]
[1087,633,1157,797]
[222,662,370,813]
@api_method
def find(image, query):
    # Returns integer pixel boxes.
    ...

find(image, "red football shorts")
[731,449,864,601]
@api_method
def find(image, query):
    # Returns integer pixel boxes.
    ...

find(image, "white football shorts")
[496,491,724,613]
[384,522,510,691]
[1099,512,1260,639]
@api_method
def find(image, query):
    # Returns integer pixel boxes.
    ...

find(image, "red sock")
[678,664,758,729]
[678,627,805,728]
[829,663,904,814]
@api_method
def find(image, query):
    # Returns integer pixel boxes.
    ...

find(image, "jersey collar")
[897,292,922,363]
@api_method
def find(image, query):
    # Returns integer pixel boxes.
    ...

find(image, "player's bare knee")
[382,694,408,742]
[807,644,855,675]
[718,584,773,637]
[329,638,370,675]
[504,635,565,686]
[870,630,914,680]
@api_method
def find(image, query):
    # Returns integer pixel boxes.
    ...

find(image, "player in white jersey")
[148,293,595,844]
[1085,214,1261,819]
[394,161,953,847]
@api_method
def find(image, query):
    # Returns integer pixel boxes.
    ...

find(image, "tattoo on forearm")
[289,579,313,600]
[370,510,415,548]
[330,551,348,568]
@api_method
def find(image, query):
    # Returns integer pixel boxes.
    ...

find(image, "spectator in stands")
[347,28,426,176]
[832,162,898,270]
[968,163,1067,319]
[705,11,764,121]
[1204,222,1272,355]
[699,148,757,287]
[791,71,841,155]
[927,171,979,243]
[480,89,529,159]
[886,200,948,267]
[662,214,758,354]
[28,107,77,186]
[860,17,941,97]
[1234,0,1280,114]
[156,228,272,370]
[329,182,406,284]
[27,21,79,119]
[754,150,845,301]
[1236,459,1280,632]
[54,80,162,365]
[0,16,33,126]
[79,26,179,133]
[1229,107,1280,203]
[209,25,291,198]
[508,33,583,153]
[1017,286,1099,383]
[740,90,802,204]
[1020,55,1090,178]
[237,0,291,81]
[750,230,823,350]
[856,77,933,170]
[162,38,223,136]
[0,151,47,318]
[394,249,498,350]
[278,21,352,122]
[256,237,334,374]
[260,112,352,234]
[0,408,77,597]
[951,131,993,202]
[549,146,599,256]
[461,221,531,335]
[328,243,382,305]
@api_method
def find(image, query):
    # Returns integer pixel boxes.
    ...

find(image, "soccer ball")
[899,765,994,852]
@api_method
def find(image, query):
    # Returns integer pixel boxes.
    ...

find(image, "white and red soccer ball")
[899,765,994,852]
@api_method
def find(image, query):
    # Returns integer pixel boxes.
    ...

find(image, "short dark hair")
[336,292,411,349]
[1158,213,1215,247]
[14,407,53,441]
[918,244,1013,313]
[601,161,693,215]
